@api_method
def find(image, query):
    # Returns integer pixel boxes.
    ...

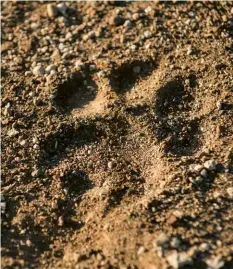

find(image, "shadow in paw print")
[125,104,150,116]
[38,121,103,168]
[155,77,194,117]
[55,171,93,228]
[38,116,129,169]
[109,59,156,94]
[104,187,128,214]
[62,170,94,198]
[53,72,97,113]
[154,76,201,156]
[156,118,201,156]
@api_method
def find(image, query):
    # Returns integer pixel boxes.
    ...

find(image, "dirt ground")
[1,1,233,269]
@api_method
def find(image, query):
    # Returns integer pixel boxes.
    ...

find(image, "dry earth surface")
[1,1,233,269]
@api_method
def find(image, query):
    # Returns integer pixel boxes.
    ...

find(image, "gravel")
[206,256,225,269]
[33,66,45,76]
[47,4,58,18]
[166,251,193,269]
[204,160,216,171]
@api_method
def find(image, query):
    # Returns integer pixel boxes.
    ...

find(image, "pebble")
[97,71,105,78]
[83,30,96,41]
[216,101,223,110]
[170,237,181,249]
[124,20,133,28]
[166,251,193,269]
[31,22,39,29]
[145,6,153,14]
[132,13,140,21]
[190,176,203,185]
[109,15,124,26]
[45,65,56,73]
[31,169,40,178]
[133,66,141,74]
[1,202,6,214]
[3,106,11,116]
[107,161,115,170]
[89,64,96,71]
[33,66,45,76]
[19,140,28,147]
[7,128,19,137]
[206,256,225,269]
[200,242,211,251]
[58,216,64,226]
[154,232,169,248]
[47,4,58,18]
[200,169,208,178]
[33,98,42,106]
[65,32,72,40]
[144,30,152,38]
[193,164,203,172]
[204,160,216,171]
[137,246,145,256]
[226,187,233,198]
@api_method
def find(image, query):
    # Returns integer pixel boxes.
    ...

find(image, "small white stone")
[226,187,233,198]
[45,65,56,73]
[26,239,32,247]
[170,237,181,248]
[145,6,153,14]
[204,160,216,171]
[75,60,84,68]
[19,140,28,147]
[1,202,6,214]
[65,32,72,40]
[89,65,96,71]
[193,164,203,172]
[33,66,45,76]
[206,256,225,269]
[137,246,145,256]
[124,20,132,28]
[33,144,40,150]
[83,30,96,41]
[50,70,57,76]
[200,242,210,251]
[31,22,39,29]
[144,30,152,38]
[25,71,32,76]
[107,161,114,170]
[200,169,208,178]
[154,232,169,247]
[166,251,193,269]
[58,216,64,226]
[97,71,105,78]
[7,128,19,137]
[130,44,137,51]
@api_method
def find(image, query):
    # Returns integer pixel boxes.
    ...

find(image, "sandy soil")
[1,1,233,269]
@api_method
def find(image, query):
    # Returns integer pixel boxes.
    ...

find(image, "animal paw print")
[154,75,201,156]
[37,58,201,217]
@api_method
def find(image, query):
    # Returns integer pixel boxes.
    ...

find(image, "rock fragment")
[47,4,58,18]
[166,251,193,269]
[204,160,216,171]
[206,256,225,269]
[33,66,45,76]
